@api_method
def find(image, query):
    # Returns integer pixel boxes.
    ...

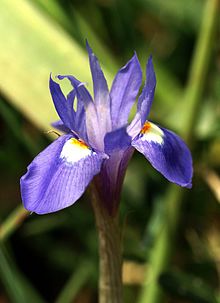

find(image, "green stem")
[91,190,123,303]
[138,0,219,302]
[0,205,29,242]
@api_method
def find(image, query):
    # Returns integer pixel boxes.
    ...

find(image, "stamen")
[46,130,60,137]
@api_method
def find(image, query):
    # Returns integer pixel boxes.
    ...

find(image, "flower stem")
[91,190,123,303]
[0,205,29,242]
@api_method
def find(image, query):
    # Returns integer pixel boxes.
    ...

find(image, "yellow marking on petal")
[70,138,90,150]
[141,121,152,134]
[140,121,164,145]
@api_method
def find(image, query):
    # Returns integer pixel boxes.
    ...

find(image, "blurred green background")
[0,0,219,302]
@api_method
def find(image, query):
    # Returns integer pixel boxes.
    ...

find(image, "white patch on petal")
[141,121,164,145]
[60,138,95,164]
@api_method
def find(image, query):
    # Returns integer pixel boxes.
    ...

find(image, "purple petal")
[57,75,93,107]
[51,120,70,133]
[110,53,142,129]
[20,135,107,214]
[58,75,105,151]
[138,56,156,124]
[86,41,109,106]
[131,122,193,187]
[104,127,132,154]
[94,147,134,215]
[128,56,156,138]
[49,76,75,130]
[86,41,112,136]
[74,96,88,141]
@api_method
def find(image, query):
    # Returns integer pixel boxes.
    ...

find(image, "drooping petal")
[86,41,112,135]
[131,121,193,187]
[128,56,156,138]
[49,76,75,130]
[58,75,104,151]
[20,135,107,214]
[110,53,142,129]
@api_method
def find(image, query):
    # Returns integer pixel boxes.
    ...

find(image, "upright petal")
[128,56,156,138]
[110,53,142,129]
[49,76,75,130]
[21,135,107,214]
[131,121,193,187]
[137,56,156,124]
[58,75,103,150]
[74,94,88,141]
[86,41,112,134]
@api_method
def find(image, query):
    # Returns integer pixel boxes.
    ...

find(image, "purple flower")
[20,42,193,215]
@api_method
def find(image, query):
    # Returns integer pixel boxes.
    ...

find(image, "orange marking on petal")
[141,121,151,134]
[70,138,90,150]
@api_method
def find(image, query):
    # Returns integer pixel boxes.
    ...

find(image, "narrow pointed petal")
[57,75,93,107]
[86,41,110,107]
[86,41,112,134]
[131,122,193,187]
[66,89,76,122]
[21,135,107,214]
[58,75,104,150]
[128,56,156,138]
[74,96,88,141]
[49,76,75,130]
[137,56,156,124]
[110,53,142,129]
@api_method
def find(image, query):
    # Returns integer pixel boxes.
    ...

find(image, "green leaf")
[0,243,45,303]
[0,0,113,132]
[55,261,94,303]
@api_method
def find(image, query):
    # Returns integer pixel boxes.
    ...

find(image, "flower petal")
[131,121,193,187]
[94,148,134,215]
[49,75,75,130]
[128,56,156,138]
[58,75,104,150]
[20,135,107,214]
[104,126,132,154]
[110,53,142,129]
[74,95,88,141]
[137,56,156,124]
[51,120,70,133]
[86,41,112,136]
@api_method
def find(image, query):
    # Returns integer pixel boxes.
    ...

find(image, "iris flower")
[20,43,192,215]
